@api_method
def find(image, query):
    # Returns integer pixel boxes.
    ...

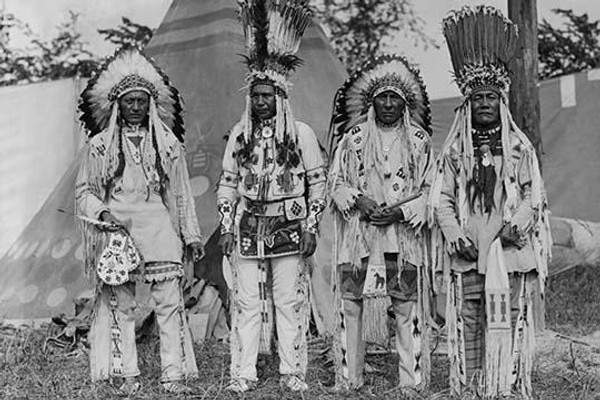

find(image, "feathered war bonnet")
[435,6,521,189]
[78,46,185,190]
[327,54,432,160]
[79,46,184,140]
[237,0,312,145]
[443,5,518,98]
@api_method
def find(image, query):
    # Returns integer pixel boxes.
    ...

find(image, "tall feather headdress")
[443,6,518,97]
[79,46,185,142]
[327,54,432,155]
[238,0,313,92]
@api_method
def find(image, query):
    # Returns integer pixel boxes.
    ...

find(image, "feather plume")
[238,0,312,91]
[443,6,518,97]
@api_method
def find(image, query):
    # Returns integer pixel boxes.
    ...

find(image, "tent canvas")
[0,79,84,257]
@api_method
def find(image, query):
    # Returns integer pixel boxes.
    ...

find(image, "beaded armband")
[219,170,239,189]
[218,199,235,235]
[303,198,326,235]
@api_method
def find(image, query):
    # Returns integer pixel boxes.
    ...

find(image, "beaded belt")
[242,196,307,220]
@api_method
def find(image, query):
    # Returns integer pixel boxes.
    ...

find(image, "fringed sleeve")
[435,153,470,251]
[328,135,362,214]
[76,134,112,220]
[400,193,428,231]
[327,134,366,267]
[170,141,202,246]
[523,138,552,292]
[428,150,471,294]
[507,128,552,289]
[75,141,110,282]
[509,149,535,234]
[400,127,434,230]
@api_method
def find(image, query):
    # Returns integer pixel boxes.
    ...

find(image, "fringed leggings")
[89,278,198,383]
[454,270,538,394]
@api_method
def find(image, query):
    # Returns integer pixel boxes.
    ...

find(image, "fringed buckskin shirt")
[76,125,201,273]
[435,130,540,275]
[329,122,432,268]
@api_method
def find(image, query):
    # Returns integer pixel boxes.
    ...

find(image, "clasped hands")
[355,195,404,226]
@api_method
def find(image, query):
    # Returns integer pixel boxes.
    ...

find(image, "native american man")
[328,54,434,394]
[216,0,326,393]
[76,47,203,395]
[429,6,551,399]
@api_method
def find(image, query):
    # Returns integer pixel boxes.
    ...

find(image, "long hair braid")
[114,126,126,180]
[151,126,168,195]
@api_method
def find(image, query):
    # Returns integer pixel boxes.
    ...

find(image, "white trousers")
[89,278,198,382]
[229,254,309,381]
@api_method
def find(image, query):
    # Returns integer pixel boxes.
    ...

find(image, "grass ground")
[2,265,600,400]
[546,265,600,337]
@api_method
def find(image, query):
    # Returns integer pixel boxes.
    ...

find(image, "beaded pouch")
[96,231,142,285]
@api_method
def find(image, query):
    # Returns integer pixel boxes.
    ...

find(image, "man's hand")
[187,241,205,263]
[369,206,404,226]
[99,210,127,232]
[300,231,317,257]
[355,195,378,221]
[219,233,235,257]
[499,224,524,249]
[456,238,478,262]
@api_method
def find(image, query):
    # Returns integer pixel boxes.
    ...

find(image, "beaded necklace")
[123,124,146,165]
[380,125,402,179]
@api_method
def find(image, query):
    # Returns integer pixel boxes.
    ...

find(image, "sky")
[5,0,600,99]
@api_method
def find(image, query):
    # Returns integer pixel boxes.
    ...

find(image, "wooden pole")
[508,0,545,332]
[508,0,542,163]
[508,0,542,165]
